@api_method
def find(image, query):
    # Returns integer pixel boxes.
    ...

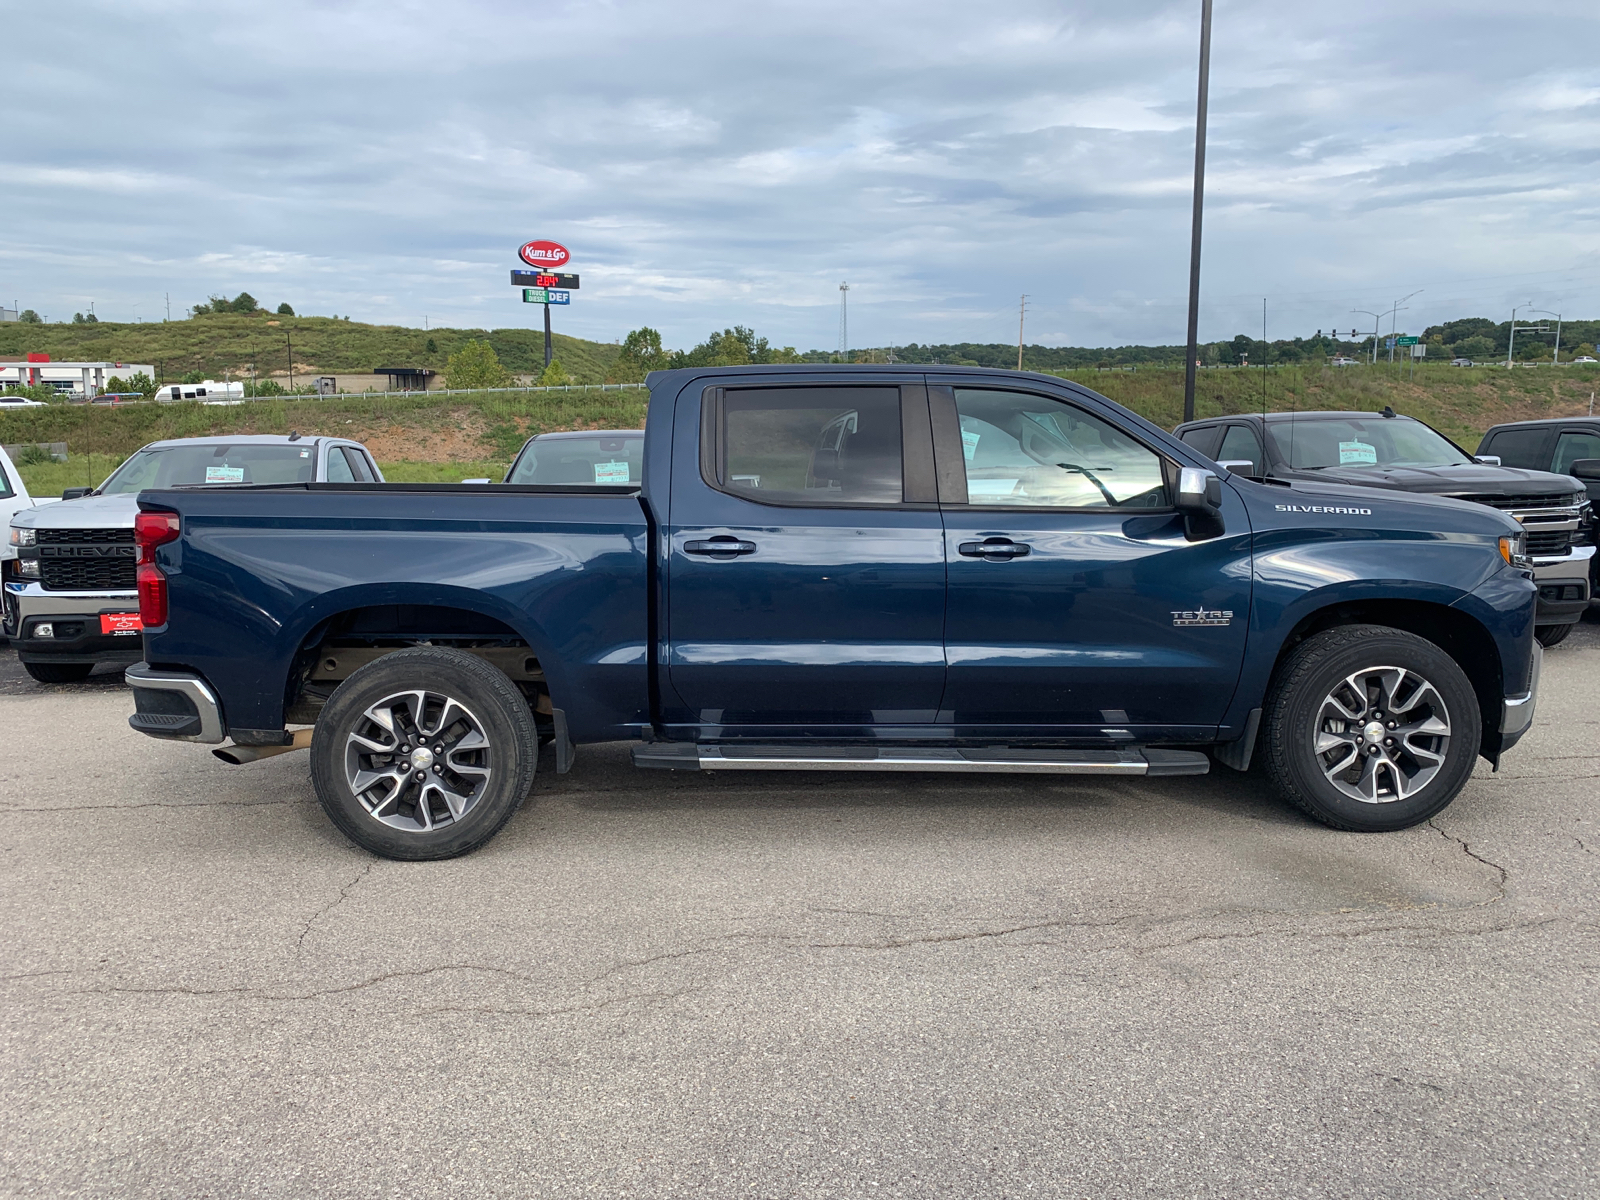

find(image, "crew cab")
[6,434,382,683]
[1174,410,1593,647]
[123,368,1540,860]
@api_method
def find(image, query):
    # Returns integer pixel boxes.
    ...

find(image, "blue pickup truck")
[124,367,1541,860]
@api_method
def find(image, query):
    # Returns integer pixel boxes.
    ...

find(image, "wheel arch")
[1264,599,1503,759]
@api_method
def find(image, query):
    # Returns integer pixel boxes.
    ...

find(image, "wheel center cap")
[410,747,435,770]
[1363,721,1385,744]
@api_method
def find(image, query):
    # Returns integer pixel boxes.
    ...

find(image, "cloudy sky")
[6,0,1599,351]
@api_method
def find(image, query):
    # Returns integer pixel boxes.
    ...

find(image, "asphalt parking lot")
[1,624,1596,1199]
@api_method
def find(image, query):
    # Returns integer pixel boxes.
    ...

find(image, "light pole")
[1529,308,1562,365]
[1384,290,1421,365]
[1351,309,1382,365]
[1181,0,1214,424]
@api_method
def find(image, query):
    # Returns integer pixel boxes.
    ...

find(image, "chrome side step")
[631,744,1209,777]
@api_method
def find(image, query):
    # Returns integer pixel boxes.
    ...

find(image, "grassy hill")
[4,360,1597,495]
[0,314,622,384]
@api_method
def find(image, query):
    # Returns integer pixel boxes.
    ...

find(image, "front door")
[933,383,1253,740]
[664,381,947,734]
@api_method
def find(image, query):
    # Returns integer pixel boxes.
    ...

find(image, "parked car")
[0,445,51,645]
[1173,410,1592,647]
[503,430,645,485]
[1572,356,1597,365]
[123,366,1539,859]
[1476,416,1600,608]
[0,394,50,408]
[6,434,383,683]
[1451,358,1474,367]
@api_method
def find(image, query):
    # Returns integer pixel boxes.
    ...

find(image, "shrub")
[445,340,511,389]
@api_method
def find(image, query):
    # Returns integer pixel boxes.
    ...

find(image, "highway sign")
[511,270,579,289]
[522,289,572,305]
[1395,336,1420,346]
[519,240,570,269]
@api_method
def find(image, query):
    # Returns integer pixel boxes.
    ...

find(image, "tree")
[444,339,511,389]
[232,292,258,313]
[537,358,570,387]
[607,326,669,382]
[1455,336,1494,359]
[276,302,294,316]
[425,337,438,356]
[673,326,805,369]
[17,310,40,324]
[72,312,98,324]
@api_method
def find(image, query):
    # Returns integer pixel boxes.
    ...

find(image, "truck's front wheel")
[22,661,96,684]
[1261,625,1480,832]
[310,647,538,860]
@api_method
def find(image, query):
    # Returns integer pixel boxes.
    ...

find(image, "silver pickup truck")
[5,434,381,683]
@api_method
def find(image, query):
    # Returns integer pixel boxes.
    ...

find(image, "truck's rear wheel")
[310,647,538,860]
[1261,625,1480,832]
[23,661,96,684]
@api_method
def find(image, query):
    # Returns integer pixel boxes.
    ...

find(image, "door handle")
[958,538,1030,560]
[684,537,757,557]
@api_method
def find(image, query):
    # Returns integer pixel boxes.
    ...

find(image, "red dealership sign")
[518,240,570,268]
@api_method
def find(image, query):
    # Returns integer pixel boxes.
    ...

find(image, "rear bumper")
[1530,545,1592,625]
[124,662,226,744]
[1499,642,1542,752]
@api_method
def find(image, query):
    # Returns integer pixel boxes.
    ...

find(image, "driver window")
[1217,424,1264,475]
[952,389,1168,508]
[326,448,357,483]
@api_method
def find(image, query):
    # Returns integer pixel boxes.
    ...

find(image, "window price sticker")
[594,461,630,484]
[205,465,245,483]
[961,430,981,461]
[1338,441,1377,465]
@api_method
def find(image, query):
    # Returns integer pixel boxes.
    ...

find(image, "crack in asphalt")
[1426,819,1508,904]
[295,863,374,955]
[416,987,700,1020]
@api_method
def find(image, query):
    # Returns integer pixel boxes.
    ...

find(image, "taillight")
[134,510,181,627]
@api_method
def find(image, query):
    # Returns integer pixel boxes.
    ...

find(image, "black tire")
[1261,625,1480,832]
[309,647,538,861]
[1534,623,1573,648]
[22,661,96,684]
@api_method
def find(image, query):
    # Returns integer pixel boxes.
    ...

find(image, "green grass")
[8,363,1597,498]
[0,314,623,383]
[377,460,510,483]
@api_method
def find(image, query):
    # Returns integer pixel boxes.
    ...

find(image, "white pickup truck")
[5,434,381,682]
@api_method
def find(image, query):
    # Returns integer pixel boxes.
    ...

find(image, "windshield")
[1266,418,1470,471]
[507,435,644,486]
[100,443,319,493]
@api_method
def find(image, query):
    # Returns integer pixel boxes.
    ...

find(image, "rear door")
[1552,426,1600,506]
[663,378,947,734]
[933,381,1252,741]
[1479,425,1554,470]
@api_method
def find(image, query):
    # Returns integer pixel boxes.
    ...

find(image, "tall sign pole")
[517,241,573,372]
[1182,0,1213,425]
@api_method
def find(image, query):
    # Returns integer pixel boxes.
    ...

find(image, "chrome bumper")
[7,580,139,619]
[1501,642,1543,738]
[124,663,226,744]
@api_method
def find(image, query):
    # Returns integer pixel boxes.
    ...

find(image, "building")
[373,366,436,392]
[0,356,156,396]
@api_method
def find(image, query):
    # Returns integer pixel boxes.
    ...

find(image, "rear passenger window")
[714,387,903,505]
[1482,427,1551,469]
[1179,425,1223,459]
[326,449,357,483]
[1553,431,1600,475]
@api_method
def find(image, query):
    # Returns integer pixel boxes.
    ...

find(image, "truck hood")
[1286,462,1583,498]
[9,492,139,530]
[1268,478,1523,533]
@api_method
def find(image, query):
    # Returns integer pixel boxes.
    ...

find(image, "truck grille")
[1525,530,1574,557]
[1456,492,1584,511]
[36,528,136,592]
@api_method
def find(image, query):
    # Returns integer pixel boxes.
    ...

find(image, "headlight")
[9,527,35,547]
[1499,533,1528,567]
[16,559,39,578]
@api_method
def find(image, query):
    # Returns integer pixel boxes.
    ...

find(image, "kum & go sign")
[519,240,570,268]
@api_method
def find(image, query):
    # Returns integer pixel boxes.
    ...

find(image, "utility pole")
[838,282,850,361]
[1017,295,1028,370]
[1386,290,1420,365]
[165,293,170,322]
[286,332,294,391]
[1507,304,1522,368]
[1181,0,1214,424]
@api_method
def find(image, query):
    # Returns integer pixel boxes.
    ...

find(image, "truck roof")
[139,434,356,450]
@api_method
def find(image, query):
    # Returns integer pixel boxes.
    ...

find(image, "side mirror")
[1474,455,1501,466]
[1568,458,1600,481]
[1175,467,1225,541]
[1216,459,1257,476]
[61,487,92,500]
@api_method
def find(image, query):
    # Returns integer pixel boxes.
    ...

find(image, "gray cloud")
[4,0,1598,348]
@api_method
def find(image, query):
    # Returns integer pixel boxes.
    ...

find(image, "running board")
[631,744,1209,777]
